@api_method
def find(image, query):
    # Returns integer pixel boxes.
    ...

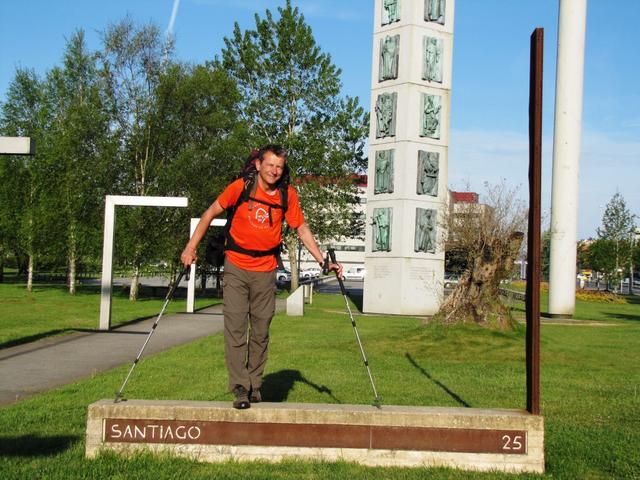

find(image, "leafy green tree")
[584,239,617,290]
[0,68,48,291]
[540,229,551,281]
[597,192,636,275]
[0,152,27,282]
[42,30,117,293]
[150,62,248,276]
[98,18,175,299]
[219,0,368,289]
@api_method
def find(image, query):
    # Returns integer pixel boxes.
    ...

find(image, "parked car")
[343,266,366,280]
[300,267,321,279]
[444,273,460,289]
[276,269,291,282]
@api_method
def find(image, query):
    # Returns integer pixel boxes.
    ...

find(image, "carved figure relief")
[372,208,392,252]
[417,151,439,196]
[415,208,436,253]
[422,36,443,83]
[375,92,397,138]
[375,150,394,194]
[379,35,400,81]
[382,0,400,25]
[420,93,441,139]
[425,0,445,25]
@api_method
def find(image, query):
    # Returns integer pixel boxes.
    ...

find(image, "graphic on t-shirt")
[255,207,269,224]
[247,206,273,230]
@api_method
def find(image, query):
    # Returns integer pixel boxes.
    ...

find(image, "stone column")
[364,0,454,315]
[548,0,587,318]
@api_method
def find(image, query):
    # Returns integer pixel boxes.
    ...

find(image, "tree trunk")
[27,254,34,292]
[440,231,524,327]
[0,247,4,283]
[129,264,140,301]
[68,221,77,295]
[27,209,34,292]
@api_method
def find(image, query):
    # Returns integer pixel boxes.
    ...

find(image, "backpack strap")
[223,178,289,263]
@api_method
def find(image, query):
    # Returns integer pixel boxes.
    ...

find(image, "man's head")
[254,145,289,190]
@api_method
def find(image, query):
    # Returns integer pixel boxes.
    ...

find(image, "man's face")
[255,151,285,189]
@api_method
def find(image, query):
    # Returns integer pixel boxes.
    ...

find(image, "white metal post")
[186,218,226,313]
[548,0,587,317]
[99,196,188,330]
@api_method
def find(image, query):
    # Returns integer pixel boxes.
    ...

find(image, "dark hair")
[258,144,287,162]
[240,144,290,187]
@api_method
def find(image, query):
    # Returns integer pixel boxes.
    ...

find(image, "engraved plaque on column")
[382,0,401,25]
[372,208,393,252]
[425,0,445,25]
[415,208,436,253]
[417,150,439,196]
[379,35,400,81]
[376,92,398,138]
[420,93,441,139]
[375,149,395,194]
[423,36,443,83]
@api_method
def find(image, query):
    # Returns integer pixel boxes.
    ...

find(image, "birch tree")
[98,18,174,300]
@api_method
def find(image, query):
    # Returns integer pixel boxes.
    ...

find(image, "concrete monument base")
[86,400,544,473]
[363,256,444,315]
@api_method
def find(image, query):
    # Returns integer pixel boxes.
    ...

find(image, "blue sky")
[1,0,638,239]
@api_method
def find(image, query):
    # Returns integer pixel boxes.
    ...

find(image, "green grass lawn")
[504,282,640,322]
[0,292,638,478]
[0,282,220,348]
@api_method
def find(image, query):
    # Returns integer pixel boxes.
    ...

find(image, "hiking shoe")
[232,385,250,409]
[249,388,261,403]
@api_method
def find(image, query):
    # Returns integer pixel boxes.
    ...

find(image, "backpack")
[204,149,290,268]
[204,231,225,268]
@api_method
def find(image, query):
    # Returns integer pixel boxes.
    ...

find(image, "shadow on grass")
[349,291,364,313]
[625,294,640,304]
[405,353,471,408]
[0,300,221,350]
[261,369,340,403]
[0,434,78,456]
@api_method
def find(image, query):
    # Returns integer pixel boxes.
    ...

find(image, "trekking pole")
[325,249,382,408]
[114,265,191,403]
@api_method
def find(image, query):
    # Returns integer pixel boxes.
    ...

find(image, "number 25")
[502,434,523,451]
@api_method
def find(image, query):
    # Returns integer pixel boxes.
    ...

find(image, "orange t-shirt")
[217,178,305,271]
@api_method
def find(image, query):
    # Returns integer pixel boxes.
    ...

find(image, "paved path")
[0,299,285,406]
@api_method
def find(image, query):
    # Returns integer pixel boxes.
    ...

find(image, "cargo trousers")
[222,259,277,392]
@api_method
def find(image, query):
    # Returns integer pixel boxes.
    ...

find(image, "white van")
[343,266,366,280]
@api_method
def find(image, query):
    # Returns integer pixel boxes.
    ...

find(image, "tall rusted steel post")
[526,28,543,415]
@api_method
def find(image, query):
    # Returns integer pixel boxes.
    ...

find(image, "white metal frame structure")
[0,136,35,155]
[99,195,188,330]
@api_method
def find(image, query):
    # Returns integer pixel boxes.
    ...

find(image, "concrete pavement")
[0,299,285,406]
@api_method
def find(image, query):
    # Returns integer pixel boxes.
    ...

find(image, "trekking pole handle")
[322,253,330,276]
[327,249,347,296]
[184,264,191,282]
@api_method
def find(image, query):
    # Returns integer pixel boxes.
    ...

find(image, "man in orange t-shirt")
[181,145,342,409]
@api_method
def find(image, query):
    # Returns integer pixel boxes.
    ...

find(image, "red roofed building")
[450,191,479,203]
